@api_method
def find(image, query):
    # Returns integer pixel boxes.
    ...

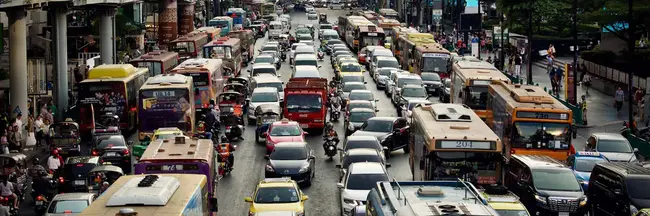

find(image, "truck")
[283,78,328,132]
[365,179,500,216]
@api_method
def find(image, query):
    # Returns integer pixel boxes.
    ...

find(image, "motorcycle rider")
[329,92,342,120]
[29,158,46,178]
[322,122,340,154]
[46,150,62,175]
[217,141,235,170]
[0,176,17,209]
[204,105,219,141]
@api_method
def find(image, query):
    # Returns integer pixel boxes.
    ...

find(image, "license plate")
[225,128,231,132]
[74,180,85,185]
[559,213,569,216]
[300,124,309,128]
[35,201,43,206]
[105,152,116,157]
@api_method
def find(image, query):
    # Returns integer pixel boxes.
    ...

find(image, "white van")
[250,74,285,102]
[269,21,283,39]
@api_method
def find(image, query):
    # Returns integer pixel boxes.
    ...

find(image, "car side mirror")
[336,183,344,188]
[278,74,282,77]
[318,65,322,68]
[301,195,309,201]
[336,164,342,168]
[258,49,261,52]
[386,163,392,168]
[264,155,270,160]
[337,147,344,151]
[382,146,389,150]
[364,82,368,84]
[375,109,379,112]
[303,131,309,135]
[244,197,253,202]
[634,148,639,152]
[375,99,379,102]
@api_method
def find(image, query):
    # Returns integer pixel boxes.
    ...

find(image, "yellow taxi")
[482,190,531,216]
[335,57,359,73]
[245,178,309,215]
[635,209,650,216]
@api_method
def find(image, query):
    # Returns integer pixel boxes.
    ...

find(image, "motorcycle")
[197,118,220,144]
[317,51,324,61]
[323,137,337,160]
[224,115,245,141]
[32,175,56,215]
[0,196,17,216]
[330,103,341,121]
[217,142,236,177]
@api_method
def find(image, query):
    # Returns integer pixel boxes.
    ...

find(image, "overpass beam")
[99,8,117,64]
[8,8,27,118]
[53,7,69,121]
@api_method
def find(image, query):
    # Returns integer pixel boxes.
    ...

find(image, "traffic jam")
[16,2,650,216]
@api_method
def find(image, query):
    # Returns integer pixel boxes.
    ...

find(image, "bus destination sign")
[438,140,493,150]
[516,111,569,120]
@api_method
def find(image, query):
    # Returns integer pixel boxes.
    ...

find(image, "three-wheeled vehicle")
[222,112,245,141]
[218,91,246,119]
[228,77,250,86]
[0,153,27,201]
[87,165,124,194]
[91,113,121,137]
[48,119,82,157]
[319,13,327,24]
[223,83,249,97]
[255,105,282,143]
[223,66,235,79]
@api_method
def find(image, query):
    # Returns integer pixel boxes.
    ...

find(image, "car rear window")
[48,200,90,213]
[95,136,126,149]
[344,140,379,151]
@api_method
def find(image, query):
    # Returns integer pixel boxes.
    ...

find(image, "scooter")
[224,124,245,141]
[317,50,325,61]
[217,142,236,177]
[330,104,341,121]
[323,137,337,160]
[0,196,17,216]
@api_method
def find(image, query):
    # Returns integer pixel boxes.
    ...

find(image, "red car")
[263,119,308,154]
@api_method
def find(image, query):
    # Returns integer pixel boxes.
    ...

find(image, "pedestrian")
[42,118,51,147]
[34,115,43,147]
[14,113,22,137]
[25,115,35,149]
[582,72,592,95]
[579,95,588,125]
[615,87,625,114]
[48,102,57,118]
[507,54,514,74]
[514,54,522,79]
[8,123,20,152]
[73,63,83,84]
[635,88,644,106]
[0,131,8,154]
[639,96,646,123]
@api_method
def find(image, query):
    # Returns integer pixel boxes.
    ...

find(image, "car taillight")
[58,177,64,183]
[123,149,130,155]
[510,150,516,154]
[4,197,8,201]
[36,196,43,201]
[76,164,84,167]
[92,150,98,156]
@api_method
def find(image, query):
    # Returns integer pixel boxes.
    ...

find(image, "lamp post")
[628,0,634,125]
[571,0,578,105]
[526,1,533,85]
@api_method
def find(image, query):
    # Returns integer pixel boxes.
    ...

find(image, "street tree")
[496,0,572,35]
[578,0,650,50]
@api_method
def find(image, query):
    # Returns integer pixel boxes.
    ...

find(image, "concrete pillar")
[100,9,117,64]
[8,9,28,118]
[179,3,195,35]
[158,0,178,49]
[53,8,68,121]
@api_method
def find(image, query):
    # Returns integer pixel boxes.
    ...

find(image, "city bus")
[397,32,436,70]
[344,16,374,52]
[130,50,180,77]
[191,27,222,42]
[134,137,217,213]
[202,37,242,78]
[226,8,246,27]
[410,103,504,185]
[378,8,399,20]
[377,19,400,49]
[450,56,511,120]
[79,174,216,216]
[171,58,225,119]
[137,74,195,140]
[78,64,148,134]
[357,25,386,50]
[169,33,209,60]
[208,16,233,36]
[409,43,452,78]
[260,2,276,16]
[362,13,380,25]
[227,29,255,63]
[487,82,573,161]
[391,27,419,64]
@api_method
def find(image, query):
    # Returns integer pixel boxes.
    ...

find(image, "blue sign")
[13,106,20,115]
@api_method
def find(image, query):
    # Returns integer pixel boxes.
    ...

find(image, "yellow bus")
[138,74,195,140]
[410,103,503,186]
[79,174,216,216]
[344,16,374,52]
[78,64,148,134]
[130,50,180,76]
[171,58,225,118]
[487,82,573,161]
[450,56,511,120]
[391,27,419,63]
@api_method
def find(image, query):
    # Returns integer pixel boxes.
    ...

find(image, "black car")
[345,108,376,136]
[421,72,442,95]
[339,135,386,162]
[264,142,316,186]
[587,162,650,216]
[438,78,451,103]
[59,156,101,192]
[91,134,133,173]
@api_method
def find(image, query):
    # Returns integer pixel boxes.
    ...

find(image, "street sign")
[431,9,442,16]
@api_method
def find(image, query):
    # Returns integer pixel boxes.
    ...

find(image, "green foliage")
[578,0,650,45]
[497,0,572,34]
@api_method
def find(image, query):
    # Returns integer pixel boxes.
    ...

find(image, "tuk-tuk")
[92,113,120,136]
[0,153,27,198]
[223,66,235,79]
[87,165,124,194]
[218,91,245,118]
[319,13,327,24]
[48,119,82,157]
[255,105,281,143]
[223,83,249,97]
[228,77,249,86]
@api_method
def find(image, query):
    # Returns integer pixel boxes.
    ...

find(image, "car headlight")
[347,124,354,131]
[535,194,547,205]
[265,164,275,172]
[298,163,310,173]
[579,198,587,207]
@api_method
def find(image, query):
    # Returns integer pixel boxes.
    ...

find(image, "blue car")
[566,151,610,191]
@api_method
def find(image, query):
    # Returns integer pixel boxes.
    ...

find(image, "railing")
[77,52,100,64]
[390,178,416,215]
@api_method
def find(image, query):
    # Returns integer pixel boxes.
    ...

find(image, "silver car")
[44,193,96,216]
[586,133,639,162]
[348,90,378,111]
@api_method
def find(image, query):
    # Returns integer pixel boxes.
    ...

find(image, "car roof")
[364,46,388,51]
[346,148,381,156]
[346,135,378,141]
[256,54,274,59]
[53,193,95,201]
[263,44,278,47]
[272,120,299,126]
[274,142,308,148]
[253,87,278,93]
[348,162,386,174]
[253,63,276,69]
[270,21,282,24]
[348,100,373,105]
[349,108,376,113]
[331,43,346,46]
[253,74,282,82]
[376,56,397,61]
[402,84,424,88]
[397,73,421,78]
[350,90,372,94]
[372,49,393,54]
[407,99,432,104]
[258,178,296,188]
[512,155,568,170]
[295,65,319,71]
[344,82,365,86]
[367,116,398,122]
[295,54,317,60]
[155,127,182,133]
[592,133,628,141]
[297,34,312,37]
[573,151,608,159]
[96,134,124,140]
[296,46,315,51]
[292,43,307,47]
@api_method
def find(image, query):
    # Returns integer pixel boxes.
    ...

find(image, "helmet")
[32,158,40,165]
[52,149,59,155]
[326,122,334,128]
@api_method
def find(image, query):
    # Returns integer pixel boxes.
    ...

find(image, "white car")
[280,14,291,23]
[250,63,279,78]
[289,43,308,63]
[268,21,283,39]
[247,87,281,122]
[44,193,96,216]
[348,90,378,111]
[292,54,320,70]
[369,52,398,75]
[373,67,401,89]
[292,65,321,78]
[337,162,389,215]
[400,99,432,119]
[390,74,423,105]
[297,34,315,46]
[307,11,318,20]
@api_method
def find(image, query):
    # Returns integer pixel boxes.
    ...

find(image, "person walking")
[639,96,646,123]
[582,72,592,95]
[615,87,625,114]
[73,63,83,85]
[514,54,522,79]
[579,95,588,125]
[635,88,644,111]
[34,115,43,147]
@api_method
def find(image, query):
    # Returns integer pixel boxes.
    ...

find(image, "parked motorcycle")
[323,137,337,160]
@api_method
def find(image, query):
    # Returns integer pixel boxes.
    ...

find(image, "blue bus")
[208,16,234,36]
[226,8,246,26]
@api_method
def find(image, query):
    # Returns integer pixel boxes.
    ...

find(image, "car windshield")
[298,35,313,40]
[343,155,381,169]
[512,122,572,149]
[361,119,392,132]
[532,169,582,191]
[254,187,300,203]
[257,82,284,93]
[401,87,426,97]
[328,40,344,45]
[597,139,633,153]
[343,84,366,92]
[270,125,302,136]
[262,46,277,52]
[341,64,362,72]
[286,94,322,113]
[342,76,363,83]
[574,158,606,172]
[345,140,379,151]
[349,102,373,110]
[378,60,399,68]
[251,92,278,102]
[95,136,125,149]
[322,34,339,40]
[627,179,650,199]
[378,68,395,76]
[346,173,388,190]
[421,73,441,81]
[349,92,373,101]
[255,57,274,64]
[297,29,310,34]
[295,59,317,66]
[495,210,529,216]
[397,78,423,88]
[271,147,307,160]
[253,68,276,76]
[349,112,375,122]
[47,200,89,213]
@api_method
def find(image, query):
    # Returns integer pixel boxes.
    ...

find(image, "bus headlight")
[535,195,547,205]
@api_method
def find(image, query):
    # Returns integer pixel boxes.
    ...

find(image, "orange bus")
[357,25,386,49]
[191,27,222,42]
[397,32,436,70]
[487,82,573,161]
[130,50,180,77]
[410,43,452,79]
[171,58,225,118]
[169,32,210,60]
[362,13,380,25]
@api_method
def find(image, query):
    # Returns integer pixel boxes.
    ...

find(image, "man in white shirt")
[0,176,17,209]
[47,151,61,172]
[34,116,44,146]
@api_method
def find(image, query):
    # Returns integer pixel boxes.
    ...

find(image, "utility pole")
[500,13,504,70]
[526,4,533,85]
[628,0,635,125]
[477,0,481,59]
[571,0,578,105]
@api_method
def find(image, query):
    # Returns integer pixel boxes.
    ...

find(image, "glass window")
[298,35,313,40]
[342,76,363,83]
[343,155,381,169]
[171,42,195,53]
[574,158,606,172]
[360,119,392,132]
[596,139,633,153]
[627,179,650,199]
[512,122,572,149]
[322,34,339,40]
[346,174,388,190]
[262,46,278,52]
[401,87,427,97]
[94,136,126,149]
[378,69,394,76]
[47,200,89,213]
[328,40,344,45]
[348,102,374,111]
[496,210,530,216]
[211,46,226,58]
[344,140,379,151]
[251,92,279,102]
[349,92,373,101]
[341,64,362,72]
[255,57,275,64]
[321,25,333,29]
[349,112,376,122]
[532,169,582,191]
[286,94,322,113]
[408,102,431,110]
[431,152,500,184]
[397,78,423,88]
[270,147,307,160]
[253,68,277,76]
[295,60,318,67]
[254,187,300,203]
[420,73,441,81]
[270,125,302,136]
[257,82,284,92]
[464,86,489,110]
[421,57,449,72]
[225,47,233,59]
[343,84,366,92]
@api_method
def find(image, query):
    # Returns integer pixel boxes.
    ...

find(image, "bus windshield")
[171,42,195,54]
[286,94,322,113]
[512,122,571,149]
[213,21,230,29]
[464,86,489,110]
[211,46,233,59]
[139,89,192,132]
[361,34,383,46]
[78,82,126,118]
[431,152,500,184]
[422,56,449,73]
[135,61,162,76]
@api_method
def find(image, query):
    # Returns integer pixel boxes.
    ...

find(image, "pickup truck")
[284,78,328,132]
